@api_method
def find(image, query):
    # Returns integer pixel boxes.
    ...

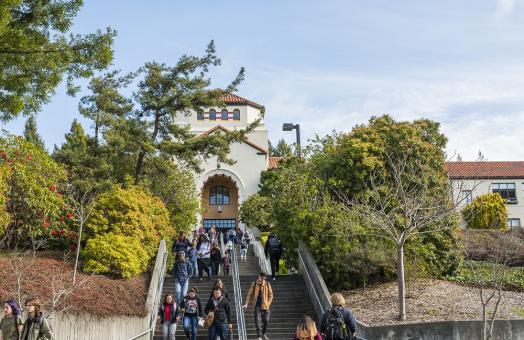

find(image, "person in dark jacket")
[209,241,222,276]
[196,234,211,281]
[264,233,283,281]
[180,287,203,340]
[157,294,180,340]
[1,299,23,340]
[172,233,190,259]
[294,314,322,340]
[172,251,193,305]
[187,241,198,277]
[20,297,52,340]
[222,251,231,276]
[319,293,357,340]
[208,279,230,301]
[204,288,232,340]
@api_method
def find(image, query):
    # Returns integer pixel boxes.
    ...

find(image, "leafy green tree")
[0,135,67,250]
[239,193,273,229]
[269,138,293,157]
[85,184,173,257]
[462,193,508,230]
[52,120,113,195]
[23,116,45,150]
[0,0,115,121]
[82,232,149,278]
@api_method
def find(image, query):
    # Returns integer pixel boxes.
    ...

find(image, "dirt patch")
[0,254,148,317]
[342,279,524,326]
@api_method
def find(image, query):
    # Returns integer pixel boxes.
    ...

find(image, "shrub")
[86,184,173,257]
[461,229,524,266]
[462,193,508,230]
[82,233,149,278]
[448,260,524,291]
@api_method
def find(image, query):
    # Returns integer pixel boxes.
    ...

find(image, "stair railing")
[231,241,247,340]
[128,240,168,340]
[249,227,271,275]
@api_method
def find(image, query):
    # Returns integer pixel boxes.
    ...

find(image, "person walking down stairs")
[157,294,180,340]
[242,272,273,340]
[180,287,204,340]
[204,288,233,340]
[240,240,248,262]
[196,234,211,281]
[172,251,193,306]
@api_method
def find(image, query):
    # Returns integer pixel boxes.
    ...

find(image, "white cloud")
[496,0,515,17]
[247,63,524,161]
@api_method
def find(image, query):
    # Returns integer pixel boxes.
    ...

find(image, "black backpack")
[324,307,347,340]
[267,237,281,255]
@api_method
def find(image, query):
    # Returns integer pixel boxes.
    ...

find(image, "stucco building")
[175,94,281,231]
[446,161,524,229]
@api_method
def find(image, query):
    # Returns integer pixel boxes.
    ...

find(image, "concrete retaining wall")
[297,240,524,340]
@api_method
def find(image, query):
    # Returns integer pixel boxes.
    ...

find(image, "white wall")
[451,178,524,227]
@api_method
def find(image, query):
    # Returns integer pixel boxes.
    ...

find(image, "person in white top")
[196,234,211,281]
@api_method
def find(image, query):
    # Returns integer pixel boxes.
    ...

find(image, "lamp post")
[282,123,301,157]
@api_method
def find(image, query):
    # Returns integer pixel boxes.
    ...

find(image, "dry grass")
[0,253,148,317]
[343,279,524,325]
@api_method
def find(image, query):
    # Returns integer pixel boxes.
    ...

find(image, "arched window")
[210,186,230,205]
[233,109,240,120]
[221,109,229,120]
[209,109,216,120]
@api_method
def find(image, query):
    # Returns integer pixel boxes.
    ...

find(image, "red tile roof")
[445,161,524,179]
[220,93,263,109]
[269,157,284,169]
[197,125,267,154]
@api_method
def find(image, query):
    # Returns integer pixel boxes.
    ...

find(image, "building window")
[233,109,240,120]
[221,109,228,120]
[197,111,204,120]
[210,186,230,205]
[462,190,472,204]
[203,219,236,230]
[209,109,216,120]
[507,218,521,229]
[492,183,517,204]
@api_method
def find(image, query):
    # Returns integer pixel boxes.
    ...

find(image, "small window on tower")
[209,109,216,120]
[233,109,240,120]
[221,109,228,120]
[197,112,204,120]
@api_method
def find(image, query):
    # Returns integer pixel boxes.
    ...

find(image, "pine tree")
[23,116,46,150]
[269,138,293,157]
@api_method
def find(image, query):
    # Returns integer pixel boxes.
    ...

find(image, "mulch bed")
[342,279,524,326]
[0,253,148,317]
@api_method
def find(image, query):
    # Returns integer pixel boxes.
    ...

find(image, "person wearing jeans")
[188,241,198,278]
[172,251,193,305]
[242,272,273,340]
[181,287,204,340]
[204,288,232,340]
[157,294,180,340]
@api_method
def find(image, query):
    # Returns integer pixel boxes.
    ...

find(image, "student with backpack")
[204,288,232,340]
[235,227,243,244]
[319,293,357,340]
[180,287,204,340]
[188,241,199,278]
[172,232,190,259]
[20,297,53,340]
[196,234,211,281]
[242,272,273,340]
[172,251,193,305]
[240,240,248,262]
[209,241,222,276]
[264,233,283,281]
[222,251,231,276]
[243,230,252,248]
[293,315,322,340]
[157,294,180,340]
[1,300,23,340]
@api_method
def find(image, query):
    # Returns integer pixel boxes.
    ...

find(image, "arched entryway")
[201,173,240,231]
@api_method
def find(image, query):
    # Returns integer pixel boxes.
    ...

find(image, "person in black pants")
[264,233,283,281]
[204,288,232,340]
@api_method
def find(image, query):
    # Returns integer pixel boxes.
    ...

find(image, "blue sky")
[4,0,524,160]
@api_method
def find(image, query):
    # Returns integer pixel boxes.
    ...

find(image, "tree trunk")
[134,111,161,184]
[73,210,84,285]
[397,243,406,321]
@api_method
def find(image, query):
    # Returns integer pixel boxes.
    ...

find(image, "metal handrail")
[128,241,168,340]
[231,243,247,340]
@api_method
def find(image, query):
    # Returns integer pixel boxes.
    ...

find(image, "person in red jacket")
[294,315,322,340]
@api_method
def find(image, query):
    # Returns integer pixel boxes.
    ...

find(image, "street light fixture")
[282,123,301,157]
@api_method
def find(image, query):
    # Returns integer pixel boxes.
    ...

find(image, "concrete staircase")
[154,272,238,340]
[154,244,317,340]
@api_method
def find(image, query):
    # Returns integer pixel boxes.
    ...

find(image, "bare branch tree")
[466,234,522,340]
[63,185,97,285]
[2,252,35,307]
[337,152,478,321]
